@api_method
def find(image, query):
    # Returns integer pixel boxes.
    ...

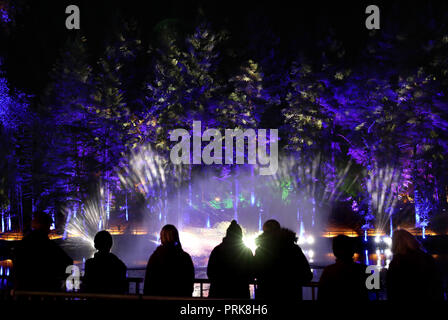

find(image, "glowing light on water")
[307,249,314,258]
[383,236,392,246]
[374,236,381,244]
[306,235,315,245]
[305,249,314,263]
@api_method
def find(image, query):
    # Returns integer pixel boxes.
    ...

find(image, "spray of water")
[269,154,356,237]
[366,163,402,234]
[64,185,109,249]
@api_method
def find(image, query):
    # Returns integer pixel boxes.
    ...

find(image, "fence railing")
[11,280,321,301]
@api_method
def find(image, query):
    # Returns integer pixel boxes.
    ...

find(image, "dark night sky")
[3,0,448,97]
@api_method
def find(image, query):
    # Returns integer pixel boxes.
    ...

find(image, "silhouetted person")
[144,224,195,297]
[254,219,312,300]
[13,213,73,292]
[82,230,127,294]
[207,220,254,299]
[387,229,443,301]
[318,235,368,301]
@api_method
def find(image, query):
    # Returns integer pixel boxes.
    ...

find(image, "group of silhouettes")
[11,212,445,301]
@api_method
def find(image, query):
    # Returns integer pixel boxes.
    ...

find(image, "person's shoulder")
[322,262,339,274]
[109,252,126,265]
[211,242,224,253]
[351,260,366,268]
[291,243,306,255]
[148,246,164,261]
[420,251,438,269]
[181,249,193,260]
[85,257,94,263]
[152,245,164,255]
[84,257,95,268]
[351,261,368,273]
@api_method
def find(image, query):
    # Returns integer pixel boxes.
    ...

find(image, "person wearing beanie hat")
[207,220,254,298]
[226,220,243,238]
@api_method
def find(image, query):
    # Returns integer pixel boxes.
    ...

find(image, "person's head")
[94,230,113,253]
[262,219,281,234]
[332,235,355,261]
[160,224,181,247]
[391,229,423,255]
[31,212,53,233]
[225,220,243,240]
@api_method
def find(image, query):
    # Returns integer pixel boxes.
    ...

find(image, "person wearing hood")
[254,219,312,300]
[82,230,128,294]
[144,224,195,297]
[207,220,254,299]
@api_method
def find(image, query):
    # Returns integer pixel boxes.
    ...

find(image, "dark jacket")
[83,251,127,294]
[207,237,254,299]
[254,228,312,300]
[13,230,73,292]
[318,259,369,301]
[387,250,443,301]
[144,243,195,297]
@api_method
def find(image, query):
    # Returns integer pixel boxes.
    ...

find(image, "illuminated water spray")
[366,163,402,236]
[118,145,186,228]
[119,145,168,197]
[271,154,355,240]
[64,187,109,248]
